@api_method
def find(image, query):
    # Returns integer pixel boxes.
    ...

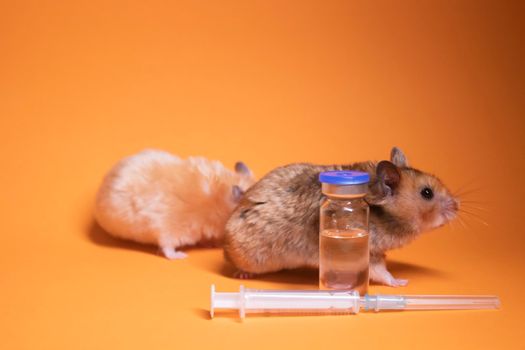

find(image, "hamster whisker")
[453,179,480,195]
[458,214,472,229]
[456,215,468,230]
[459,200,488,205]
[460,203,489,212]
[454,187,483,198]
[459,209,489,226]
[460,213,480,229]
[459,208,487,219]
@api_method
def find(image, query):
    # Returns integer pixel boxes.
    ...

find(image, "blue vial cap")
[319,171,370,185]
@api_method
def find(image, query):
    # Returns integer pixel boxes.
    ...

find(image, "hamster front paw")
[161,247,188,260]
[386,277,409,287]
[233,270,256,279]
[370,261,408,287]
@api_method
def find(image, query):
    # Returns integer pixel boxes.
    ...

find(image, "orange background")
[1,1,524,349]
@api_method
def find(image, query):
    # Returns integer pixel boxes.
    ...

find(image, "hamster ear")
[232,185,244,202]
[377,160,401,193]
[368,161,401,203]
[390,147,409,167]
[234,161,252,177]
[366,160,401,205]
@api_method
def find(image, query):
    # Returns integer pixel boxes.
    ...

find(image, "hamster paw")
[371,274,408,287]
[233,270,256,279]
[370,262,408,287]
[161,247,188,260]
[388,278,409,287]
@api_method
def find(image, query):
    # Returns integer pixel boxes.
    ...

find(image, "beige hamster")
[95,149,255,259]
[224,147,459,286]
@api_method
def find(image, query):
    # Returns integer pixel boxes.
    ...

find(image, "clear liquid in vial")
[319,228,369,294]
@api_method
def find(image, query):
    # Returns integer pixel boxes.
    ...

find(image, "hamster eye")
[420,187,434,200]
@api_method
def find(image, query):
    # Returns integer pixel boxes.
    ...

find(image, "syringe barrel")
[211,285,360,319]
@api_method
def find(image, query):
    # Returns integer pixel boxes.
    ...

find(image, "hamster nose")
[451,198,460,211]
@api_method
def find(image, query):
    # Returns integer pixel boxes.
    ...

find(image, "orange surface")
[1,1,524,349]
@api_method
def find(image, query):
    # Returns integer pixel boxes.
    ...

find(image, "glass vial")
[319,171,370,294]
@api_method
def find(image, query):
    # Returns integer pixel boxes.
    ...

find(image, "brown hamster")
[223,147,459,286]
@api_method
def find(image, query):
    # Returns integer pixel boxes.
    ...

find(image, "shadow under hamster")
[87,220,161,257]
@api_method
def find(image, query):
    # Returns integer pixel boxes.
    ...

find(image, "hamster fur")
[224,147,459,286]
[95,149,255,259]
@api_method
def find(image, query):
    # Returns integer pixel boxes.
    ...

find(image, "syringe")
[210,285,500,319]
